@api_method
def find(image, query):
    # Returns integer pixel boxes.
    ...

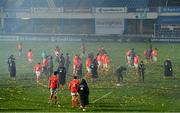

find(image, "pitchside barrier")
[0,34,180,43]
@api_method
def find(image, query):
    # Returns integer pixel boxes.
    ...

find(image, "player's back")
[69,79,80,93]
[49,75,58,89]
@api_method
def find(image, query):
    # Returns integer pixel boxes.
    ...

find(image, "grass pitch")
[0,41,180,112]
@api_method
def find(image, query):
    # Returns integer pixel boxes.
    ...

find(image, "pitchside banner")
[127,8,158,12]
[64,8,92,13]
[160,7,180,13]
[96,7,126,13]
[95,19,124,34]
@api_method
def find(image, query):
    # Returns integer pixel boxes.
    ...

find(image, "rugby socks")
[76,99,79,107]
[72,100,74,108]
[54,96,57,104]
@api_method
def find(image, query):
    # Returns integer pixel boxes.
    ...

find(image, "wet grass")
[0,41,180,112]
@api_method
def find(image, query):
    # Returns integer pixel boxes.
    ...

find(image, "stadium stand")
[0,0,180,40]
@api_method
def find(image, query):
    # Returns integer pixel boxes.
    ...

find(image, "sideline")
[91,91,113,104]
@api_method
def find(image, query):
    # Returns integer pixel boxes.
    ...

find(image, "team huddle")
[6,42,174,111]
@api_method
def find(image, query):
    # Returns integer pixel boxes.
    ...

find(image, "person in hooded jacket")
[78,79,89,111]
[57,65,66,90]
[7,54,16,78]
[164,58,173,77]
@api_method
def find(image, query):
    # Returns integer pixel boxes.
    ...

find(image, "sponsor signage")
[151,38,180,42]
[96,7,126,13]
[128,8,158,12]
[135,13,147,19]
[64,8,92,13]
[160,7,180,13]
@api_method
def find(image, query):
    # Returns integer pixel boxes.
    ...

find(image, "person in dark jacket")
[138,61,145,82]
[58,53,65,67]
[57,65,66,90]
[90,58,98,81]
[65,52,70,74]
[164,58,173,77]
[7,54,16,78]
[78,79,89,111]
[116,66,127,86]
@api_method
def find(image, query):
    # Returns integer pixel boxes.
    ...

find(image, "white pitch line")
[38,82,48,88]
[91,91,113,104]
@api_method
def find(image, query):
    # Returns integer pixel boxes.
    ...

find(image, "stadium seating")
[157,24,180,37]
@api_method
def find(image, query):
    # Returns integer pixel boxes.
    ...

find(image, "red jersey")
[126,50,131,56]
[96,54,102,62]
[102,54,109,64]
[27,51,33,59]
[134,55,140,64]
[144,50,147,58]
[86,57,91,68]
[49,75,59,89]
[151,50,158,57]
[34,63,42,72]
[69,79,80,93]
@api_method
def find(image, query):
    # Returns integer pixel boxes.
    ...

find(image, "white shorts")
[86,67,91,73]
[71,92,78,96]
[35,71,41,78]
[153,56,157,62]
[28,58,33,62]
[134,63,138,68]
[97,61,102,67]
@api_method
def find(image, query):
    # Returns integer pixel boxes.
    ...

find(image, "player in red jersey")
[16,42,22,56]
[85,55,92,77]
[134,55,140,69]
[126,49,131,66]
[96,53,103,70]
[69,76,80,108]
[102,53,109,70]
[27,49,33,63]
[151,48,158,62]
[34,63,42,83]
[48,71,59,104]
